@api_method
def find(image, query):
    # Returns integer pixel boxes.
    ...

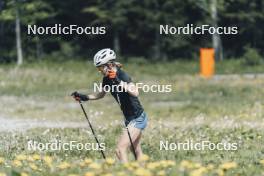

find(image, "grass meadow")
[0,59,264,176]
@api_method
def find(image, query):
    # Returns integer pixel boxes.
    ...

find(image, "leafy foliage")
[0,0,263,62]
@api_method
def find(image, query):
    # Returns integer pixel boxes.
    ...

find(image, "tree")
[0,0,263,62]
[15,3,22,65]
[82,0,129,56]
[118,0,189,60]
[220,0,264,57]
[195,0,224,60]
[21,0,54,59]
[0,0,3,11]
[0,0,53,64]
[0,0,24,65]
[210,0,223,61]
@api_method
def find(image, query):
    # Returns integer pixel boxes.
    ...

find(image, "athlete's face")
[97,65,109,76]
[97,64,116,76]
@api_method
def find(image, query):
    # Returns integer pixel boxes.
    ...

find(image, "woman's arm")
[88,91,106,100]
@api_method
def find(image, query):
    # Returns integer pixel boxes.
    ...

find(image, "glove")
[71,91,89,101]
[108,70,121,84]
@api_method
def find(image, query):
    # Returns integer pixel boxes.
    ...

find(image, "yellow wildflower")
[160,160,175,168]
[123,162,135,171]
[43,156,53,167]
[0,173,6,176]
[193,163,202,168]
[219,162,237,170]
[20,172,29,176]
[123,163,129,167]
[105,158,115,165]
[57,162,71,170]
[147,162,160,170]
[101,174,113,176]
[0,157,5,164]
[260,160,264,165]
[130,162,140,168]
[159,161,167,168]
[12,160,22,167]
[84,158,93,164]
[180,160,194,169]
[138,154,149,162]
[16,154,27,161]
[190,167,207,176]
[79,161,86,167]
[166,160,175,166]
[125,166,133,171]
[27,156,34,162]
[157,170,166,176]
[116,171,126,176]
[84,172,95,176]
[32,154,41,160]
[29,163,38,170]
[216,169,224,176]
[135,168,152,176]
[207,164,214,170]
[89,162,101,169]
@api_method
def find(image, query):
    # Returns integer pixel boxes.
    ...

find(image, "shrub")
[242,47,263,66]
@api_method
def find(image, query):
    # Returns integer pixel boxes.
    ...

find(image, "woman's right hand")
[71,91,89,101]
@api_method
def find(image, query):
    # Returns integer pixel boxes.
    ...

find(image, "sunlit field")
[0,60,264,175]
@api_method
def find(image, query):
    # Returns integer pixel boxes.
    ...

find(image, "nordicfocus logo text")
[27,24,106,35]
[27,140,105,151]
[160,24,238,35]
[160,140,238,151]
[93,83,172,93]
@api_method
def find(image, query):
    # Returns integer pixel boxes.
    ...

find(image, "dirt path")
[1,115,263,132]
[0,116,87,132]
[213,73,264,80]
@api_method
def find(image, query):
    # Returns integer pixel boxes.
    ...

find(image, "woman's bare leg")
[131,131,143,160]
[116,129,130,162]
[116,125,142,162]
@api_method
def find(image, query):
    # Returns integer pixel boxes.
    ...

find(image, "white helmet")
[93,48,116,67]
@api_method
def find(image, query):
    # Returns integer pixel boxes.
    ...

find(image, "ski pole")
[115,92,137,160]
[78,100,106,159]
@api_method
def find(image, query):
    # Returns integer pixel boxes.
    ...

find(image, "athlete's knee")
[115,148,120,157]
[116,145,127,155]
[133,145,141,153]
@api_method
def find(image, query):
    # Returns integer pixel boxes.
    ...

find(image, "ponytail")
[114,62,123,68]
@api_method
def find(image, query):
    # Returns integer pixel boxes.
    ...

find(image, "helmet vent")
[101,54,106,59]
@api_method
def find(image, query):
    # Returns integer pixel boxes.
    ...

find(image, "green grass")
[0,127,263,175]
[0,60,264,175]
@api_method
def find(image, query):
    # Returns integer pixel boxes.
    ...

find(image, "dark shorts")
[126,112,148,130]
